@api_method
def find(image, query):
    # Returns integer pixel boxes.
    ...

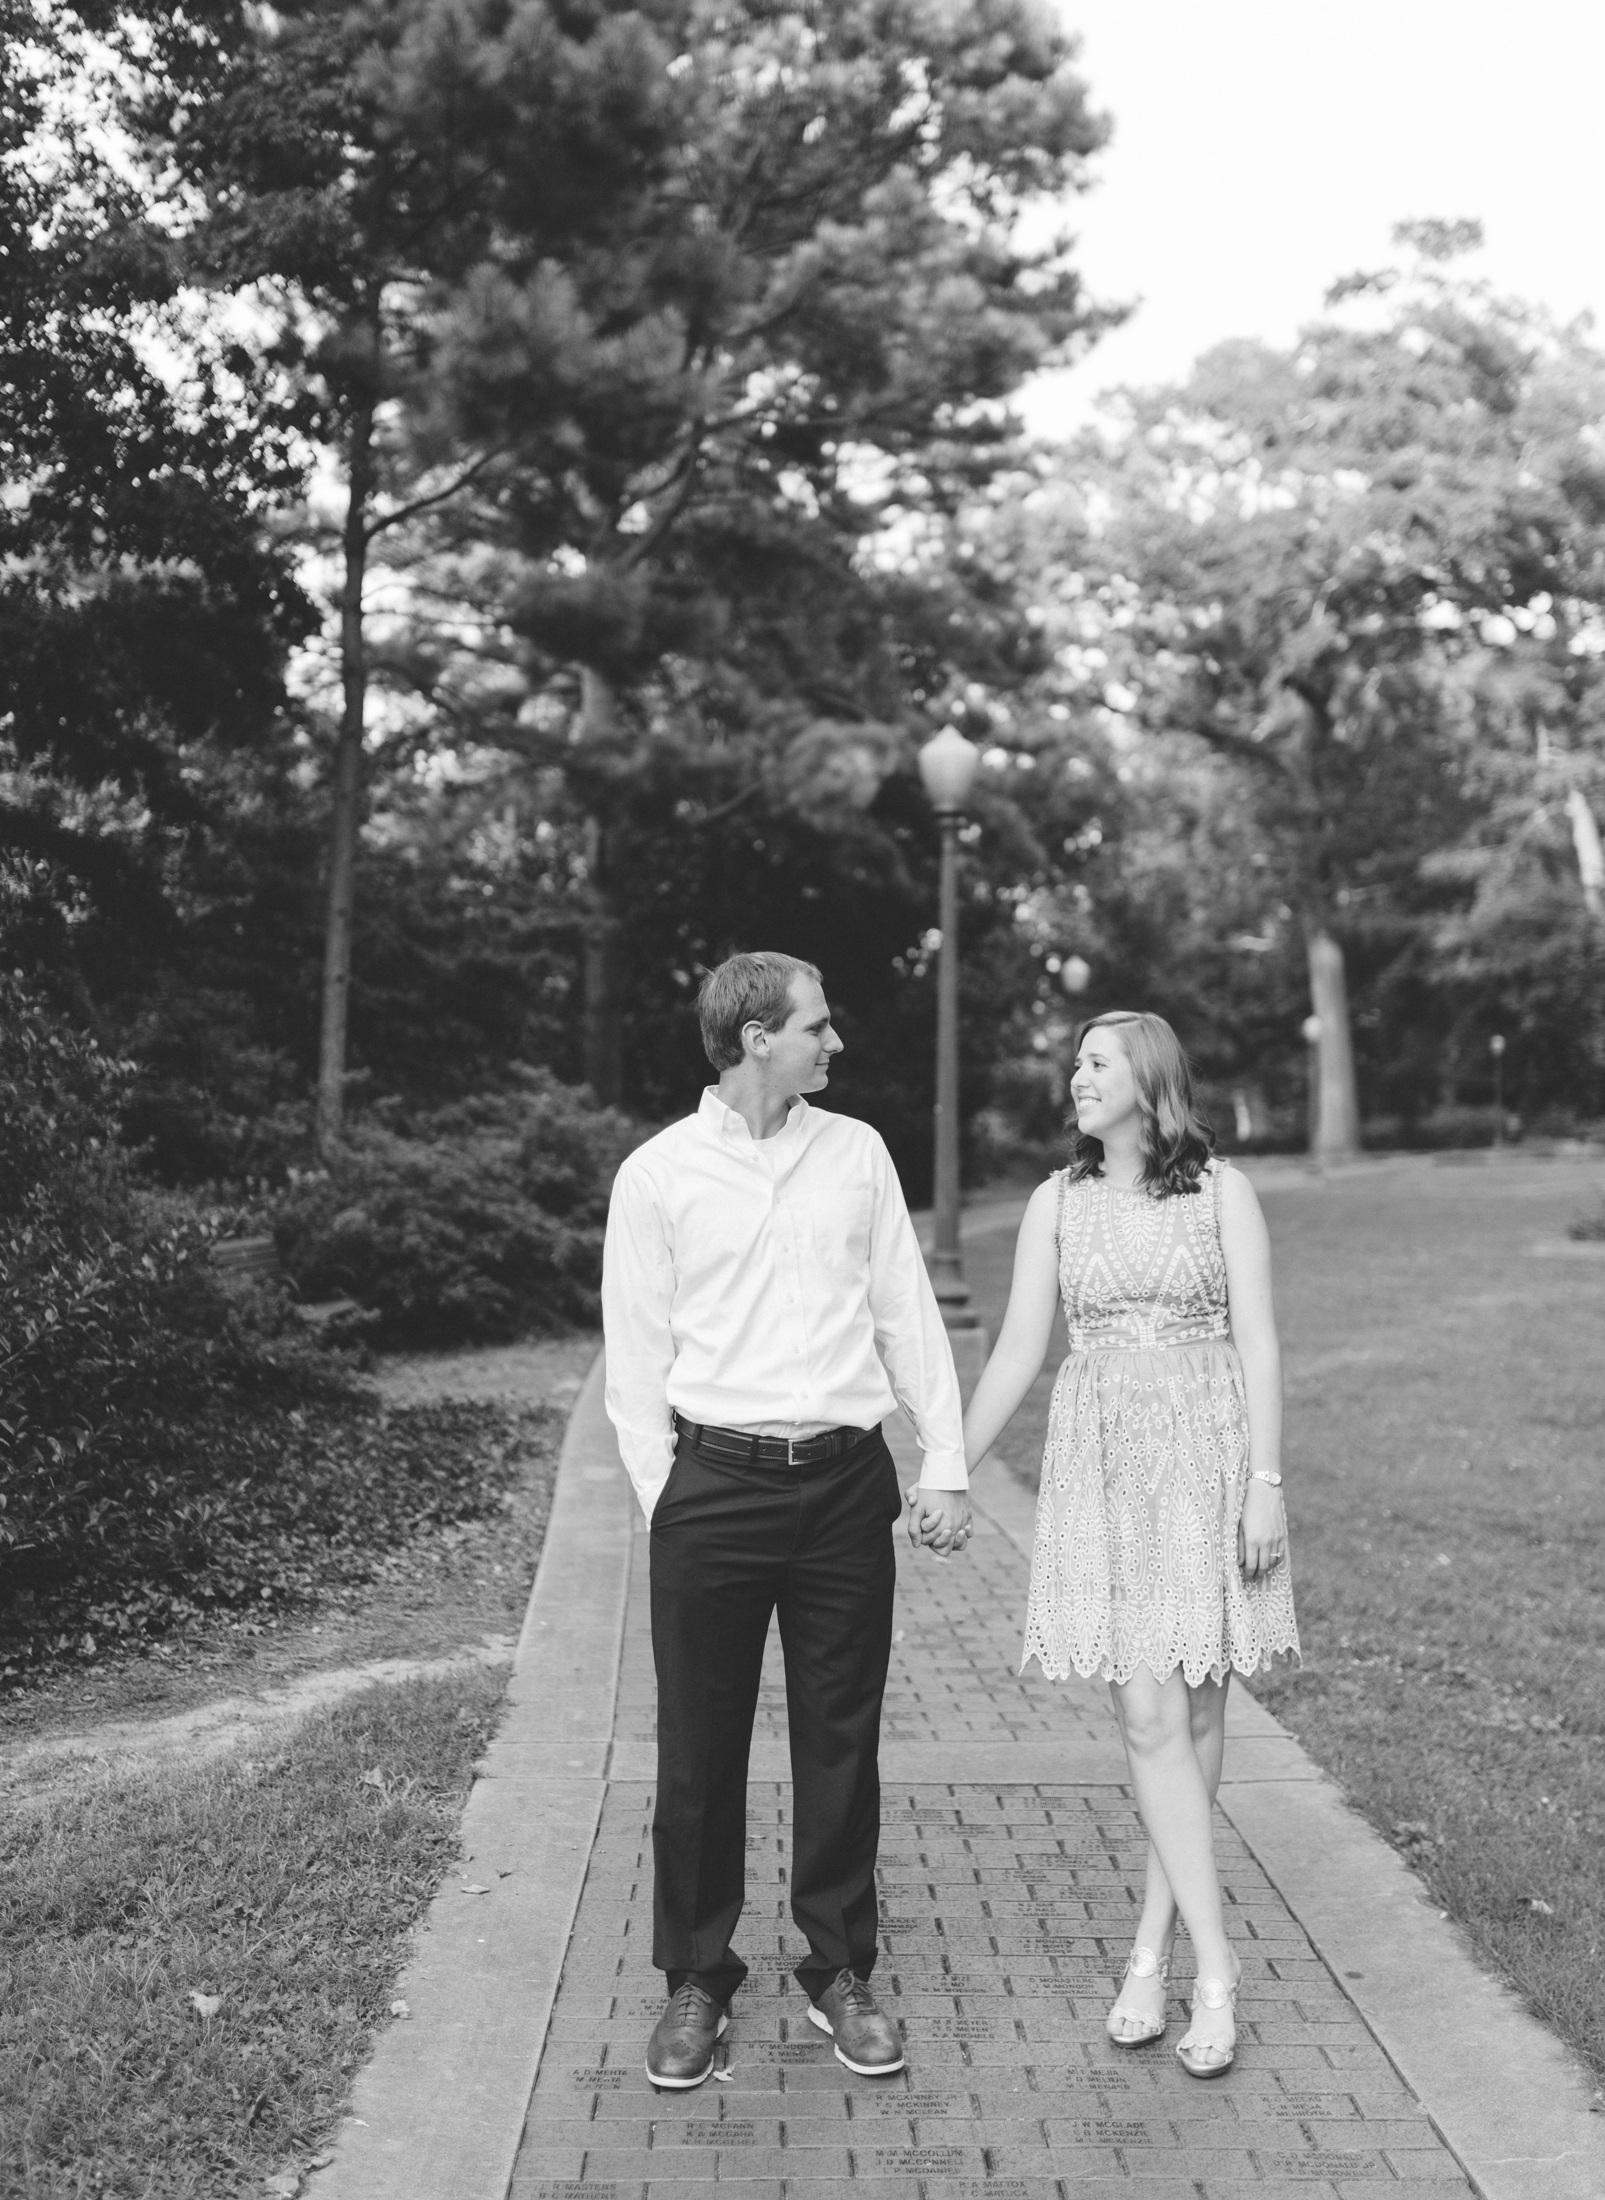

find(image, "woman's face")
[1070,1026,1140,1141]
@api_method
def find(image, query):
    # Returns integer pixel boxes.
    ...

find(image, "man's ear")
[742,1019,769,1059]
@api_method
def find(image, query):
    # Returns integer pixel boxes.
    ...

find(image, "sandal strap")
[1126,1945,1171,1981]
[1191,1976,1237,2011]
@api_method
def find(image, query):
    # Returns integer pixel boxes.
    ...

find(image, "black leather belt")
[672,1412,872,1466]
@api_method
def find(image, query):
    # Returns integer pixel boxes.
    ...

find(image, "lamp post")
[1489,1032,1506,1147]
[918,724,982,1331]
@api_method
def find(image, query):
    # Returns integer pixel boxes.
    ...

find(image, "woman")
[961,1010,1299,2077]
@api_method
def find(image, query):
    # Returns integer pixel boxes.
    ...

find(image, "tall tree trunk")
[315,398,377,1157]
[1306,926,1362,1160]
[580,666,623,1104]
[1566,785,1605,920]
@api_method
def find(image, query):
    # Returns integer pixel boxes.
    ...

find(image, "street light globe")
[917,724,981,813]
[1489,1032,1506,1058]
[1301,1014,1322,1045]
[1059,955,1092,996]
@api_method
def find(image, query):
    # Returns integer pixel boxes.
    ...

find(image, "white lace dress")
[1021,1158,1300,1687]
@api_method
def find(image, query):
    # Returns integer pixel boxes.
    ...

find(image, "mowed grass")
[963,1154,1605,2079]
[0,1374,579,2200]
[1,1668,508,2200]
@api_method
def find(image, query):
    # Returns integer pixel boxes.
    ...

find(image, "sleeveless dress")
[1021,1157,1300,1687]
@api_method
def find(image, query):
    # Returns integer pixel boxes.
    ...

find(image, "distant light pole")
[1490,1032,1507,1147]
[918,724,981,1331]
[1301,1014,1322,1159]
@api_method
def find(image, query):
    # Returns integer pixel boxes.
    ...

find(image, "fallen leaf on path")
[460,1881,490,1895]
[389,1999,410,2018]
[713,2068,735,2082]
[188,1991,222,2019]
[264,2175,299,2196]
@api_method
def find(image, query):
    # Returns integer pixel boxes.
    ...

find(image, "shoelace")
[834,1971,875,2016]
[670,1982,715,2021]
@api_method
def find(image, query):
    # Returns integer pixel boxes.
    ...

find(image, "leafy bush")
[0,978,520,1673]
[270,1072,641,1347]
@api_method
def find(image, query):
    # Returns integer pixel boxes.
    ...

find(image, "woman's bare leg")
[1106,1667,1238,2053]
[1132,1671,1230,1946]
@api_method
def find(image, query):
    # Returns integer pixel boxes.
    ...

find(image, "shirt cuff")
[631,1460,674,1522]
[916,1448,969,1490]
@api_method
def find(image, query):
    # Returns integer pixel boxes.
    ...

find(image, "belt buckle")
[787,1433,801,1465]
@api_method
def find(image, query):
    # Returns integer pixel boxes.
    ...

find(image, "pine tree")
[421,0,1113,1098]
[131,0,678,1144]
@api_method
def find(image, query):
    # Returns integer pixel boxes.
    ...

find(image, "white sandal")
[1105,1944,1171,2046]
[1176,1972,1238,2077]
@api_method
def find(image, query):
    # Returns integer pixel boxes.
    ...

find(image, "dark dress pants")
[649,1424,902,2008]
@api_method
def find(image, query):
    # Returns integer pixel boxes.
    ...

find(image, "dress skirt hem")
[1020,1337,1302,1691]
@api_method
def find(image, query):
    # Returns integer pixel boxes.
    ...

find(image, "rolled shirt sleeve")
[601,1157,680,1521]
[865,1137,969,1488]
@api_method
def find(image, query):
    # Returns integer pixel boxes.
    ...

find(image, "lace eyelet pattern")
[1021,1159,1301,1687]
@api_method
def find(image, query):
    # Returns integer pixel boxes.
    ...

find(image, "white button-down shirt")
[602,1087,968,1520]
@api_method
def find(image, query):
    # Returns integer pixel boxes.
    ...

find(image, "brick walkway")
[509,1438,1474,2198]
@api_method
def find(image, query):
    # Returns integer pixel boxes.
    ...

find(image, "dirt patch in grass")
[0,1331,598,2196]
[2,1336,597,1754]
[967,1155,1605,2080]
[0,1667,508,2200]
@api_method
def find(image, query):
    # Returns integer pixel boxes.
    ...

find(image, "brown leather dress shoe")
[645,1981,729,2089]
[806,1969,905,2074]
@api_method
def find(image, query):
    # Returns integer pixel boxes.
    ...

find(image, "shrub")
[270,1071,641,1347]
[0,979,328,1664]
[1,979,229,1586]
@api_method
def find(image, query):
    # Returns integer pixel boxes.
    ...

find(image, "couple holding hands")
[603,951,1299,2094]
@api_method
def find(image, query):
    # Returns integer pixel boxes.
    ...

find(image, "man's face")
[751,975,844,1094]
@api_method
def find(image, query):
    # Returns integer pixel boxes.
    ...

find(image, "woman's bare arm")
[1219,1165,1287,1578]
[962,1178,1063,1470]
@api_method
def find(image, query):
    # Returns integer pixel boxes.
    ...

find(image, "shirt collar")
[698,1086,809,1145]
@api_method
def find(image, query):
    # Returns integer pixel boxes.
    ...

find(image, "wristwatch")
[1250,1470,1283,1487]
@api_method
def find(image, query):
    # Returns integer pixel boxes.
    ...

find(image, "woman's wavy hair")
[1066,1010,1214,1197]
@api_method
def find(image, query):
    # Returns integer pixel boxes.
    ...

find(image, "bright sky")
[1022,0,1605,436]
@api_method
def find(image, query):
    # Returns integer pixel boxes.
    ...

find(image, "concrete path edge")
[310,1346,629,2200]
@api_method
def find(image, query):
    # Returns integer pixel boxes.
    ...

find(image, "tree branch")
[363,451,502,543]
[1171,717,1294,777]
[685,781,763,826]
[619,429,706,570]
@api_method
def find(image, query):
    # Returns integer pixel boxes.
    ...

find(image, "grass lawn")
[1,1670,507,2200]
[962,1153,1605,2081]
[0,1339,594,2199]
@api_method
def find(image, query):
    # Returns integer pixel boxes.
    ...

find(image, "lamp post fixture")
[918,724,982,1332]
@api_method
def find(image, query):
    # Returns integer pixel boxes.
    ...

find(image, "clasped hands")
[905,1482,972,1560]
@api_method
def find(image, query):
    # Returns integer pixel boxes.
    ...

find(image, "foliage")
[980,226,1605,1131]
[0,978,548,1671]
[0,972,249,1628]
[0,12,311,940]
[270,1072,640,1346]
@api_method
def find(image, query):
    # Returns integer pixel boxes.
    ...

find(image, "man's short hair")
[698,951,823,1072]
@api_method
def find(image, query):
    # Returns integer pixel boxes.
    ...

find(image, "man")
[603,950,972,2089]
